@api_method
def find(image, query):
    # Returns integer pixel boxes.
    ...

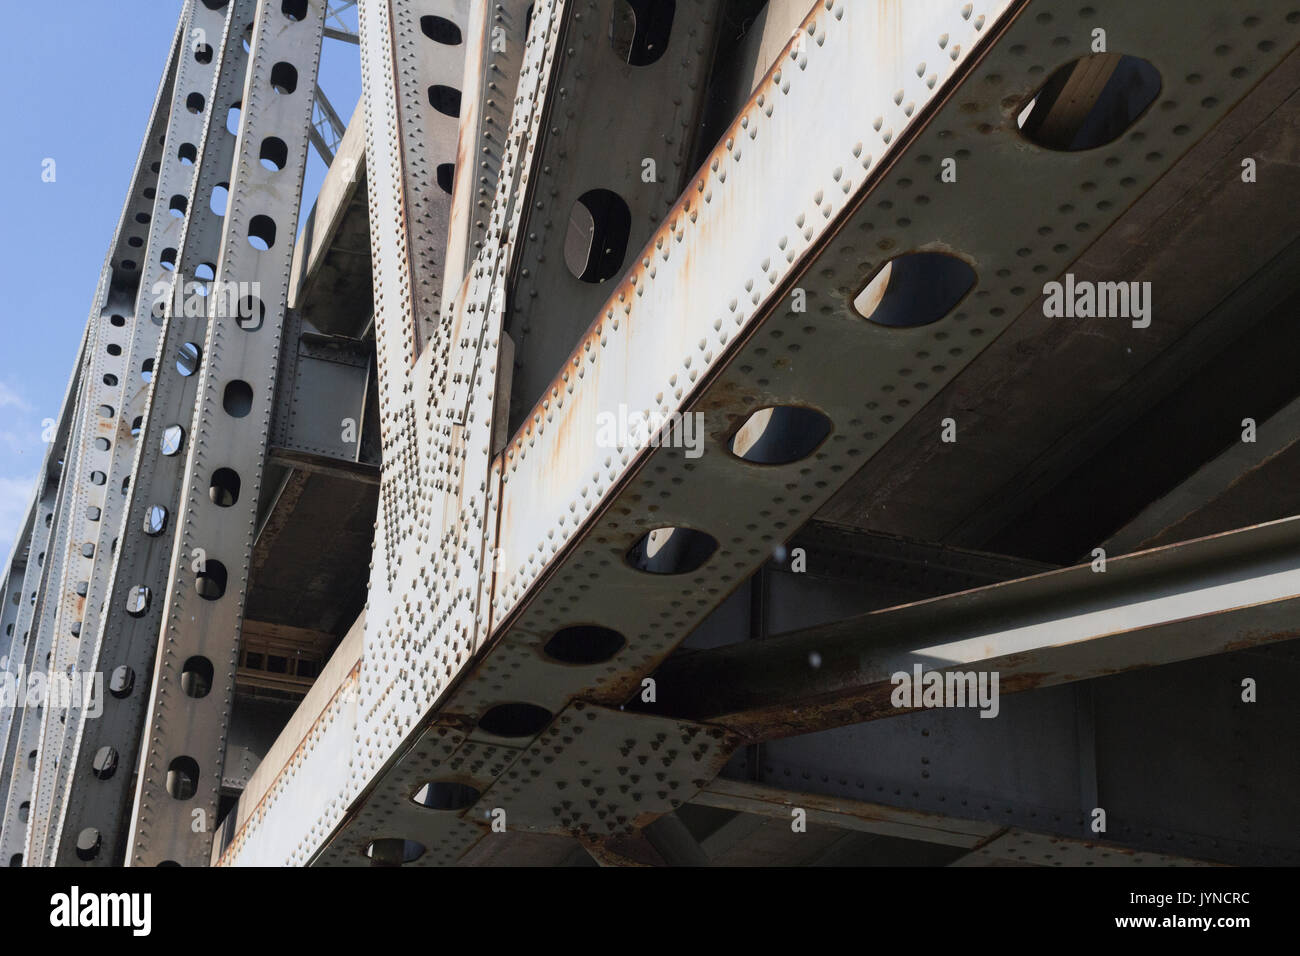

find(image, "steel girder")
[0,331,86,864]
[7,0,1300,868]
[327,0,1299,864]
[125,0,328,868]
[31,0,245,867]
[49,0,260,868]
[0,15,188,865]
[204,0,1300,865]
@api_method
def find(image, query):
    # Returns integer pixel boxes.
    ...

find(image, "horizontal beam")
[648,516,1300,739]
[693,777,1000,849]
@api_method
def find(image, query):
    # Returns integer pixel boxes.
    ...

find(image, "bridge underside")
[2,0,1298,868]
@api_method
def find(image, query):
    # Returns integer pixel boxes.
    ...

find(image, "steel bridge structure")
[2,0,1299,867]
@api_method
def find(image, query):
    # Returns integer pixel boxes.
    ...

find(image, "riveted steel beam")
[0,315,88,861]
[441,0,530,298]
[30,0,249,867]
[50,0,260,869]
[2,15,188,865]
[125,0,327,868]
[208,0,1300,866]
[0,460,72,863]
[500,0,727,435]
[329,0,1300,864]
[0,490,42,768]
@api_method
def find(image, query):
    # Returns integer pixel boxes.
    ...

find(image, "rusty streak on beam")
[646,516,1300,741]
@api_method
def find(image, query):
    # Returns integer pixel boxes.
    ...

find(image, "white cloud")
[0,475,36,563]
[0,381,33,413]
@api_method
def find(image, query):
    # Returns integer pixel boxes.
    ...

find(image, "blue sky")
[0,1,360,556]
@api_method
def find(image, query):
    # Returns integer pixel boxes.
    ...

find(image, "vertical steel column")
[353,0,499,789]
[52,0,259,868]
[441,0,529,300]
[126,0,326,868]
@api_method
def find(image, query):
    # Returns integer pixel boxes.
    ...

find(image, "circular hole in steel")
[420,15,462,44]
[1016,53,1161,151]
[564,188,630,283]
[477,702,553,738]
[125,586,151,618]
[209,468,241,507]
[176,342,201,377]
[625,527,717,574]
[92,746,119,780]
[75,828,102,861]
[166,756,200,800]
[180,656,214,699]
[852,253,975,328]
[109,666,135,699]
[195,560,228,601]
[411,781,481,811]
[160,424,185,457]
[728,406,832,464]
[543,625,626,665]
[143,504,168,537]
[610,0,675,66]
[365,838,425,866]
[222,380,254,418]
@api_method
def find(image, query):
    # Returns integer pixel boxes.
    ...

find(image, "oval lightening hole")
[421,15,462,44]
[237,295,266,331]
[436,162,455,194]
[125,586,151,618]
[852,253,976,328]
[626,527,717,574]
[247,215,276,251]
[729,406,832,464]
[209,468,241,507]
[411,781,480,810]
[270,61,298,94]
[165,756,200,800]
[176,342,201,376]
[260,136,288,171]
[143,504,168,536]
[195,560,228,600]
[1017,53,1161,151]
[365,839,425,866]
[180,656,214,698]
[565,189,630,283]
[427,84,461,117]
[610,0,675,66]
[543,625,625,665]
[75,828,102,861]
[222,380,253,418]
[109,665,135,699]
[477,702,553,738]
[91,746,119,780]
